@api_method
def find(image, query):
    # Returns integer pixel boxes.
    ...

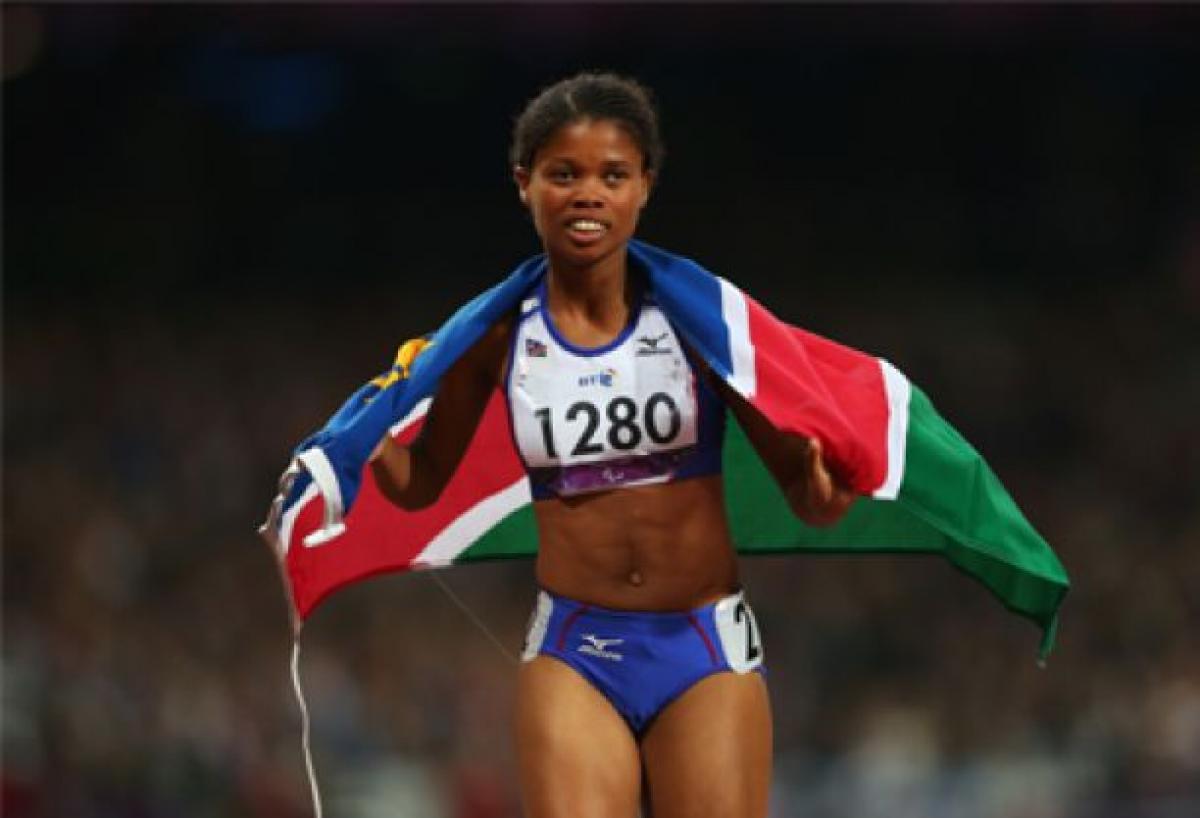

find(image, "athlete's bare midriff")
[532,474,739,611]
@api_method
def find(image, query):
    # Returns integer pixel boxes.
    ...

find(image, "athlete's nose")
[571,176,606,208]
[571,194,602,209]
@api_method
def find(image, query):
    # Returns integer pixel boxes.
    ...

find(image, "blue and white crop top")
[505,281,725,500]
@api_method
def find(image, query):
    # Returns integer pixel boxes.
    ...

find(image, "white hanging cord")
[287,575,512,818]
[290,639,324,818]
[426,571,519,665]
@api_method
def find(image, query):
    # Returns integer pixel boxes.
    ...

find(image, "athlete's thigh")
[641,671,772,818]
[515,656,642,818]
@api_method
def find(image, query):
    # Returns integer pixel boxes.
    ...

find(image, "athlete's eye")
[603,169,630,185]
[547,167,575,183]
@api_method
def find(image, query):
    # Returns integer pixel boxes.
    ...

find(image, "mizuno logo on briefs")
[578,634,624,661]
[637,333,672,356]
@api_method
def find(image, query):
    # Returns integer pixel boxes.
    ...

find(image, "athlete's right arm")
[369,319,511,510]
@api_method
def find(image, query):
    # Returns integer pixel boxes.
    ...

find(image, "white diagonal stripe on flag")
[389,397,432,437]
[718,277,756,398]
[412,478,532,568]
[873,359,911,500]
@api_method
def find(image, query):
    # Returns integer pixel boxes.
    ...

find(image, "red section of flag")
[284,390,525,620]
[743,295,890,494]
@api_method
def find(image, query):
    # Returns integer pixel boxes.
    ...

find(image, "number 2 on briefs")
[735,600,761,663]
[534,392,682,460]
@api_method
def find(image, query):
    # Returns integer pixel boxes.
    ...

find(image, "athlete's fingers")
[807,437,834,506]
[796,436,856,526]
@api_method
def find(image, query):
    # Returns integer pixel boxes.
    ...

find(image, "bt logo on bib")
[578,368,616,388]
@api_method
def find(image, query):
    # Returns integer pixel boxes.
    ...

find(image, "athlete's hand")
[789,437,856,527]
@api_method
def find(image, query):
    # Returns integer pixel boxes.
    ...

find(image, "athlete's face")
[514,118,653,271]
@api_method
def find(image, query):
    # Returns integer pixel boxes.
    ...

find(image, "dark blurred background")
[4,4,1199,817]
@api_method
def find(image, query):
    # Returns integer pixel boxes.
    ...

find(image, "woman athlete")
[369,73,855,818]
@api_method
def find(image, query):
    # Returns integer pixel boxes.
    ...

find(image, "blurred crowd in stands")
[4,5,1198,817]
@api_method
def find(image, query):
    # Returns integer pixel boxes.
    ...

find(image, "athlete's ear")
[513,165,531,206]
[639,170,656,210]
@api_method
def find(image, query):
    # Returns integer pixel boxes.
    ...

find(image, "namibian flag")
[260,241,1069,660]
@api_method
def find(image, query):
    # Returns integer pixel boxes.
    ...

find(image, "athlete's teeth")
[570,220,604,231]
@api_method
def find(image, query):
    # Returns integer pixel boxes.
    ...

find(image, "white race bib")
[508,292,700,495]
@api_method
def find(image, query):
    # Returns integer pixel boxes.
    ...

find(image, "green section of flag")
[896,387,1068,652]
[724,392,1067,658]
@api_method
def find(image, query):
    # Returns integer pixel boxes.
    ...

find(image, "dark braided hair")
[510,72,664,174]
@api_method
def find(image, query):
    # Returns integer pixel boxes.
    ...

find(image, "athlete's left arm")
[708,371,856,527]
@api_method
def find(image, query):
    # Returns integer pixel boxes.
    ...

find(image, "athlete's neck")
[545,248,635,332]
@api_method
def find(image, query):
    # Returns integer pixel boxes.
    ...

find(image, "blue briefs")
[521,589,766,735]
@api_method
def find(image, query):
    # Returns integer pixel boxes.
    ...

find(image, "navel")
[628,570,644,586]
